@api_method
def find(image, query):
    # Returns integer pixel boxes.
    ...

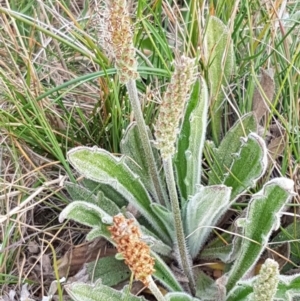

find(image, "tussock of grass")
[0,0,299,299]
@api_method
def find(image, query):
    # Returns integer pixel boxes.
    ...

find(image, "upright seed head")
[102,0,139,83]
[154,56,197,159]
[252,258,279,301]
[108,214,155,286]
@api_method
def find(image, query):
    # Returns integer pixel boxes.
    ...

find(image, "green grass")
[0,0,299,299]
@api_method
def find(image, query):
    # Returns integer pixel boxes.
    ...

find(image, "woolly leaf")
[120,123,149,183]
[200,227,242,263]
[175,77,209,201]
[120,122,167,204]
[86,225,111,241]
[95,191,120,216]
[205,16,235,144]
[59,200,112,244]
[65,280,146,301]
[195,270,219,301]
[59,201,112,226]
[225,280,253,301]
[151,203,175,238]
[226,178,294,293]
[134,223,172,257]
[152,251,183,292]
[65,182,98,203]
[82,179,127,208]
[65,182,120,216]
[275,273,300,300]
[87,256,130,286]
[165,292,201,301]
[185,185,232,258]
[208,113,257,186]
[82,178,100,192]
[200,242,235,263]
[67,147,170,244]
[223,132,268,200]
[148,237,172,257]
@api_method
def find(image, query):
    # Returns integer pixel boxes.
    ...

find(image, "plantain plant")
[59,1,300,300]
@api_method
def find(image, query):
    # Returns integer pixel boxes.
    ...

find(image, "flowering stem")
[147,276,166,301]
[163,158,196,295]
[126,79,167,206]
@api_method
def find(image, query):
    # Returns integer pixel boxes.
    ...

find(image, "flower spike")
[155,56,197,159]
[108,214,155,286]
[103,0,139,83]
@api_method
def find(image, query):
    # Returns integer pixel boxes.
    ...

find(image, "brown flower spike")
[104,0,139,83]
[108,214,155,286]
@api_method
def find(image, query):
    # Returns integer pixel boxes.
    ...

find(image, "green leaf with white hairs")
[225,280,253,301]
[151,251,183,292]
[87,256,130,286]
[120,122,166,202]
[165,292,201,301]
[200,243,234,262]
[86,226,112,241]
[184,77,209,198]
[275,273,300,300]
[65,182,120,216]
[208,113,257,186]
[120,123,150,183]
[205,16,235,144]
[65,280,147,301]
[94,191,120,216]
[223,132,268,200]
[146,235,173,257]
[82,179,127,208]
[219,235,242,264]
[206,16,235,98]
[65,182,98,203]
[59,201,113,226]
[198,227,242,263]
[198,226,241,263]
[226,178,295,293]
[59,200,113,241]
[185,185,232,258]
[82,178,101,192]
[195,270,220,301]
[151,203,175,238]
[175,77,209,201]
[67,147,170,244]
[135,222,172,256]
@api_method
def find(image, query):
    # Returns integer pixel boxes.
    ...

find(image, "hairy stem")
[148,276,166,301]
[126,79,167,206]
[163,158,196,295]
